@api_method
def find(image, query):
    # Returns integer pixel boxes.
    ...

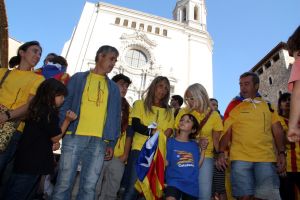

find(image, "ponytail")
[8,56,21,69]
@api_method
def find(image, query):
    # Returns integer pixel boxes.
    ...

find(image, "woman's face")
[20,45,42,68]
[154,80,169,102]
[280,97,290,113]
[185,90,197,109]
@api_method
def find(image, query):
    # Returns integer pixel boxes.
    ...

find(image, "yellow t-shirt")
[131,100,174,151]
[223,98,280,162]
[75,73,108,137]
[114,106,132,157]
[114,131,126,157]
[278,116,300,172]
[0,68,44,109]
[0,68,45,131]
[175,107,223,158]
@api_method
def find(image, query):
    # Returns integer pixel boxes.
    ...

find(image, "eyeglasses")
[87,75,104,107]
[185,97,195,101]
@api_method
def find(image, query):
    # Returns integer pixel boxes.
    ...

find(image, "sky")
[5,0,300,113]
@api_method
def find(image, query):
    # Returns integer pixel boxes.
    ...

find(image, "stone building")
[61,0,213,104]
[250,42,294,106]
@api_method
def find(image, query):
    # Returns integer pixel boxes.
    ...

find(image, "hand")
[215,153,227,171]
[277,153,286,174]
[199,137,209,150]
[104,147,114,161]
[65,110,77,122]
[0,113,8,124]
[164,128,173,137]
[287,126,300,142]
[52,142,60,151]
[118,153,128,163]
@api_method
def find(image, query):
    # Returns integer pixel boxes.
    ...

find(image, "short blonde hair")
[184,83,210,113]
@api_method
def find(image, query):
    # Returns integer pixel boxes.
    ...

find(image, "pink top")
[288,58,300,92]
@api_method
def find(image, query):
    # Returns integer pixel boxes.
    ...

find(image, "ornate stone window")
[125,49,148,68]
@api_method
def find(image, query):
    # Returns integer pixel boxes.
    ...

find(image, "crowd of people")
[0,26,299,200]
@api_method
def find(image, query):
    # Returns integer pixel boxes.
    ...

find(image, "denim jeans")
[52,135,106,200]
[0,131,22,174]
[122,150,140,200]
[4,173,40,200]
[198,157,214,200]
[231,161,280,199]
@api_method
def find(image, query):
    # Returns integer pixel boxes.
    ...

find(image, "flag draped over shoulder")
[135,131,166,200]
[223,93,262,131]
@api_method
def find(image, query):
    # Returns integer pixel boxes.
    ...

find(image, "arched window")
[125,49,148,68]
[139,23,144,30]
[155,27,160,34]
[147,25,152,32]
[131,22,136,28]
[269,77,273,85]
[115,17,120,25]
[123,19,128,26]
[163,29,168,36]
[194,6,198,20]
[182,7,187,21]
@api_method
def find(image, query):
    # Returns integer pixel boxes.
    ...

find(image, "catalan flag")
[135,131,166,200]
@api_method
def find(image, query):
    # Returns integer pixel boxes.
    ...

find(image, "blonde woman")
[175,83,223,200]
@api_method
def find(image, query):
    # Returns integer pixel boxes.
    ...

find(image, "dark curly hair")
[27,78,67,122]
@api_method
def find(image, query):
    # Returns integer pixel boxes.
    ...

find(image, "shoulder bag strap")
[0,69,11,88]
[199,109,213,131]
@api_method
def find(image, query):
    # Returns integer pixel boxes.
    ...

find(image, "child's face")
[55,95,65,107]
[179,115,194,133]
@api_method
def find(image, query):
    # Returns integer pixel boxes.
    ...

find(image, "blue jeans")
[231,161,280,199]
[0,131,22,174]
[52,135,106,200]
[122,150,140,200]
[4,173,40,200]
[198,157,214,200]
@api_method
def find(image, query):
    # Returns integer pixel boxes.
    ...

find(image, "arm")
[272,121,286,173]
[199,137,208,167]
[119,136,133,163]
[132,117,149,136]
[164,128,173,138]
[212,131,222,152]
[0,95,34,124]
[215,127,232,171]
[288,80,300,142]
[51,110,77,143]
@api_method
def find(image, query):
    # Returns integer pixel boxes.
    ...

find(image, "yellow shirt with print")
[131,100,174,151]
[223,98,280,162]
[0,68,44,131]
[74,73,108,137]
[175,107,223,158]
[0,68,44,109]
[278,116,300,172]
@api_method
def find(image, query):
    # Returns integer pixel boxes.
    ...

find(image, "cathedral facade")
[62,0,213,104]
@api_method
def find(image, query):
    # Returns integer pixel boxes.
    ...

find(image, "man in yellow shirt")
[216,72,286,200]
[52,46,121,200]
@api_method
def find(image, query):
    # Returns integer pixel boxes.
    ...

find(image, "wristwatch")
[4,110,11,120]
[278,150,287,157]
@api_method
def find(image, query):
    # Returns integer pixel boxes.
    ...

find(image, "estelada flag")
[135,131,166,200]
